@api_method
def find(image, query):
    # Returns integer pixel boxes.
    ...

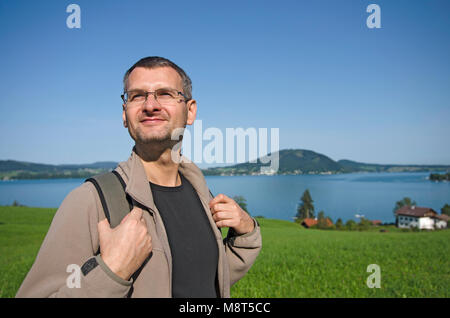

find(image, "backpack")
[85,170,218,295]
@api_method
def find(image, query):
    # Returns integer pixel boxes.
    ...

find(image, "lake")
[0,172,449,223]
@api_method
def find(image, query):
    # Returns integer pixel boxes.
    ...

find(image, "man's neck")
[135,143,181,187]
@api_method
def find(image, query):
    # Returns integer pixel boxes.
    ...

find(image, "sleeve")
[223,218,262,286]
[15,182,133,298]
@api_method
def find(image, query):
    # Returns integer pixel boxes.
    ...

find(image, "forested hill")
[336,159,450,173]
[0,160,117,180]
[202,149,450,176]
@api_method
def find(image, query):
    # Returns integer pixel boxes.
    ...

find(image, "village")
[298,205,449,231]
[293,190,449,231]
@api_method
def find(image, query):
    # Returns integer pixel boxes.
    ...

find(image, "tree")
[233,195,249,214]
[345,219,357,231]
[393,197,417,217]
[317,211,329,229]
[296,189,315,220]
[441,204,450,217]
[358,217,371,231]
[335,218,344,230]
[430,173,450,182]
[317,210,325,219]
[11,200,25,207]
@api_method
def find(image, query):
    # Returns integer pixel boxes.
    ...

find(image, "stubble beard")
[135,125,171,144]
[126,114,187,148]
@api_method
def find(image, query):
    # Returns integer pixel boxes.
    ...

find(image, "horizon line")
[1,147,450,167]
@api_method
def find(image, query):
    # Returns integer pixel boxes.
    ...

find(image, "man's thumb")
[97,217,111,234]
[129,207,143,220]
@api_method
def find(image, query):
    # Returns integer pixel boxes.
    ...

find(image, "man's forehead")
[127,66,183,90]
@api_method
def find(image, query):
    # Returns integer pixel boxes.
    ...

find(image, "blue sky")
[0,0,449,166]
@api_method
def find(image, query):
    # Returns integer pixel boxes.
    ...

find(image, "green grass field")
[1,206,449,298]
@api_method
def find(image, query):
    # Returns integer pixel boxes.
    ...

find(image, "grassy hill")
[1,206,448,298]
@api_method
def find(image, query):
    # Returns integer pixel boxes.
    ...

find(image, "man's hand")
[97,207,152,281]
[209,194,255,235]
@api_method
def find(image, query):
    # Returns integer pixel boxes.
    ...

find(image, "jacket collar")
[116,147,212,211]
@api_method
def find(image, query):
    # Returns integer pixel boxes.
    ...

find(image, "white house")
[434,214,449,229]
[395,206,448,230]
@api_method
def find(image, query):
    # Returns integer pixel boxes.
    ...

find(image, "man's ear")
[122,104,128,128]
[186,99,197,126]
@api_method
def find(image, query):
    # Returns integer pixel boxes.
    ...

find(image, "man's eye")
[131,94,145,100]
[157,91,174,98]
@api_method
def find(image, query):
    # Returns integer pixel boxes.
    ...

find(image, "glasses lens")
[128,90,146,103]
[156,89,180,105]
[124,89,183,107]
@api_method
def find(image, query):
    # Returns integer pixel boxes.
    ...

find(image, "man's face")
[122,66,196,145]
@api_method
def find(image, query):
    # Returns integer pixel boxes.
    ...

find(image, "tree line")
[429,172,450,182]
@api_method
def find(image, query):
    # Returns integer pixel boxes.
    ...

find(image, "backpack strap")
[85,171,133,228]
[86,171,145,294]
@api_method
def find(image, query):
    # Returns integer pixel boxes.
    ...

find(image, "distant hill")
[337,159,450,173]
[202,149,450,176]
[1,149,449,179]
[202,149,344,175]
[0,160,118,180]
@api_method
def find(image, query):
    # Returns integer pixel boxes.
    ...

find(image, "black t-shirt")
[149,173,219,298]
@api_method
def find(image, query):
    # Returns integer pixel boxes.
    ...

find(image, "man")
[16,56,262,298]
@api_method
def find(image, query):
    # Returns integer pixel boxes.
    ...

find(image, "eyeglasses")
[121,88,189,107]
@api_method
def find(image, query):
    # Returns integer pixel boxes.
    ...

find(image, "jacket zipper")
[129,195,172,297]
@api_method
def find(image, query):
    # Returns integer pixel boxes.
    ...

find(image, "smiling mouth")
[140,118,166,124]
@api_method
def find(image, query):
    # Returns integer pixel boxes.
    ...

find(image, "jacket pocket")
[129,249,170,297]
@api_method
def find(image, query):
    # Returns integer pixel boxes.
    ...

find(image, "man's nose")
[142,93,161,110]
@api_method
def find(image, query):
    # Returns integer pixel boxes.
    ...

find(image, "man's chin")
[137,135,170,144]
[129,125,183,146]
[133,131,174,144]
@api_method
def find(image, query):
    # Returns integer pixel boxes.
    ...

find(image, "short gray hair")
[123,56,192,100]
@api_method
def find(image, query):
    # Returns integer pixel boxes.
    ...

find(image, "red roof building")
[302,218,317,228]
[395,206,437,218]
[301,218,333,228]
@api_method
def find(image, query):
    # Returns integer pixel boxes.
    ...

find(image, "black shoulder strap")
[85,171,133,228]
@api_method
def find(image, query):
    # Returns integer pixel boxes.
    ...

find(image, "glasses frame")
[121,88,190,106]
